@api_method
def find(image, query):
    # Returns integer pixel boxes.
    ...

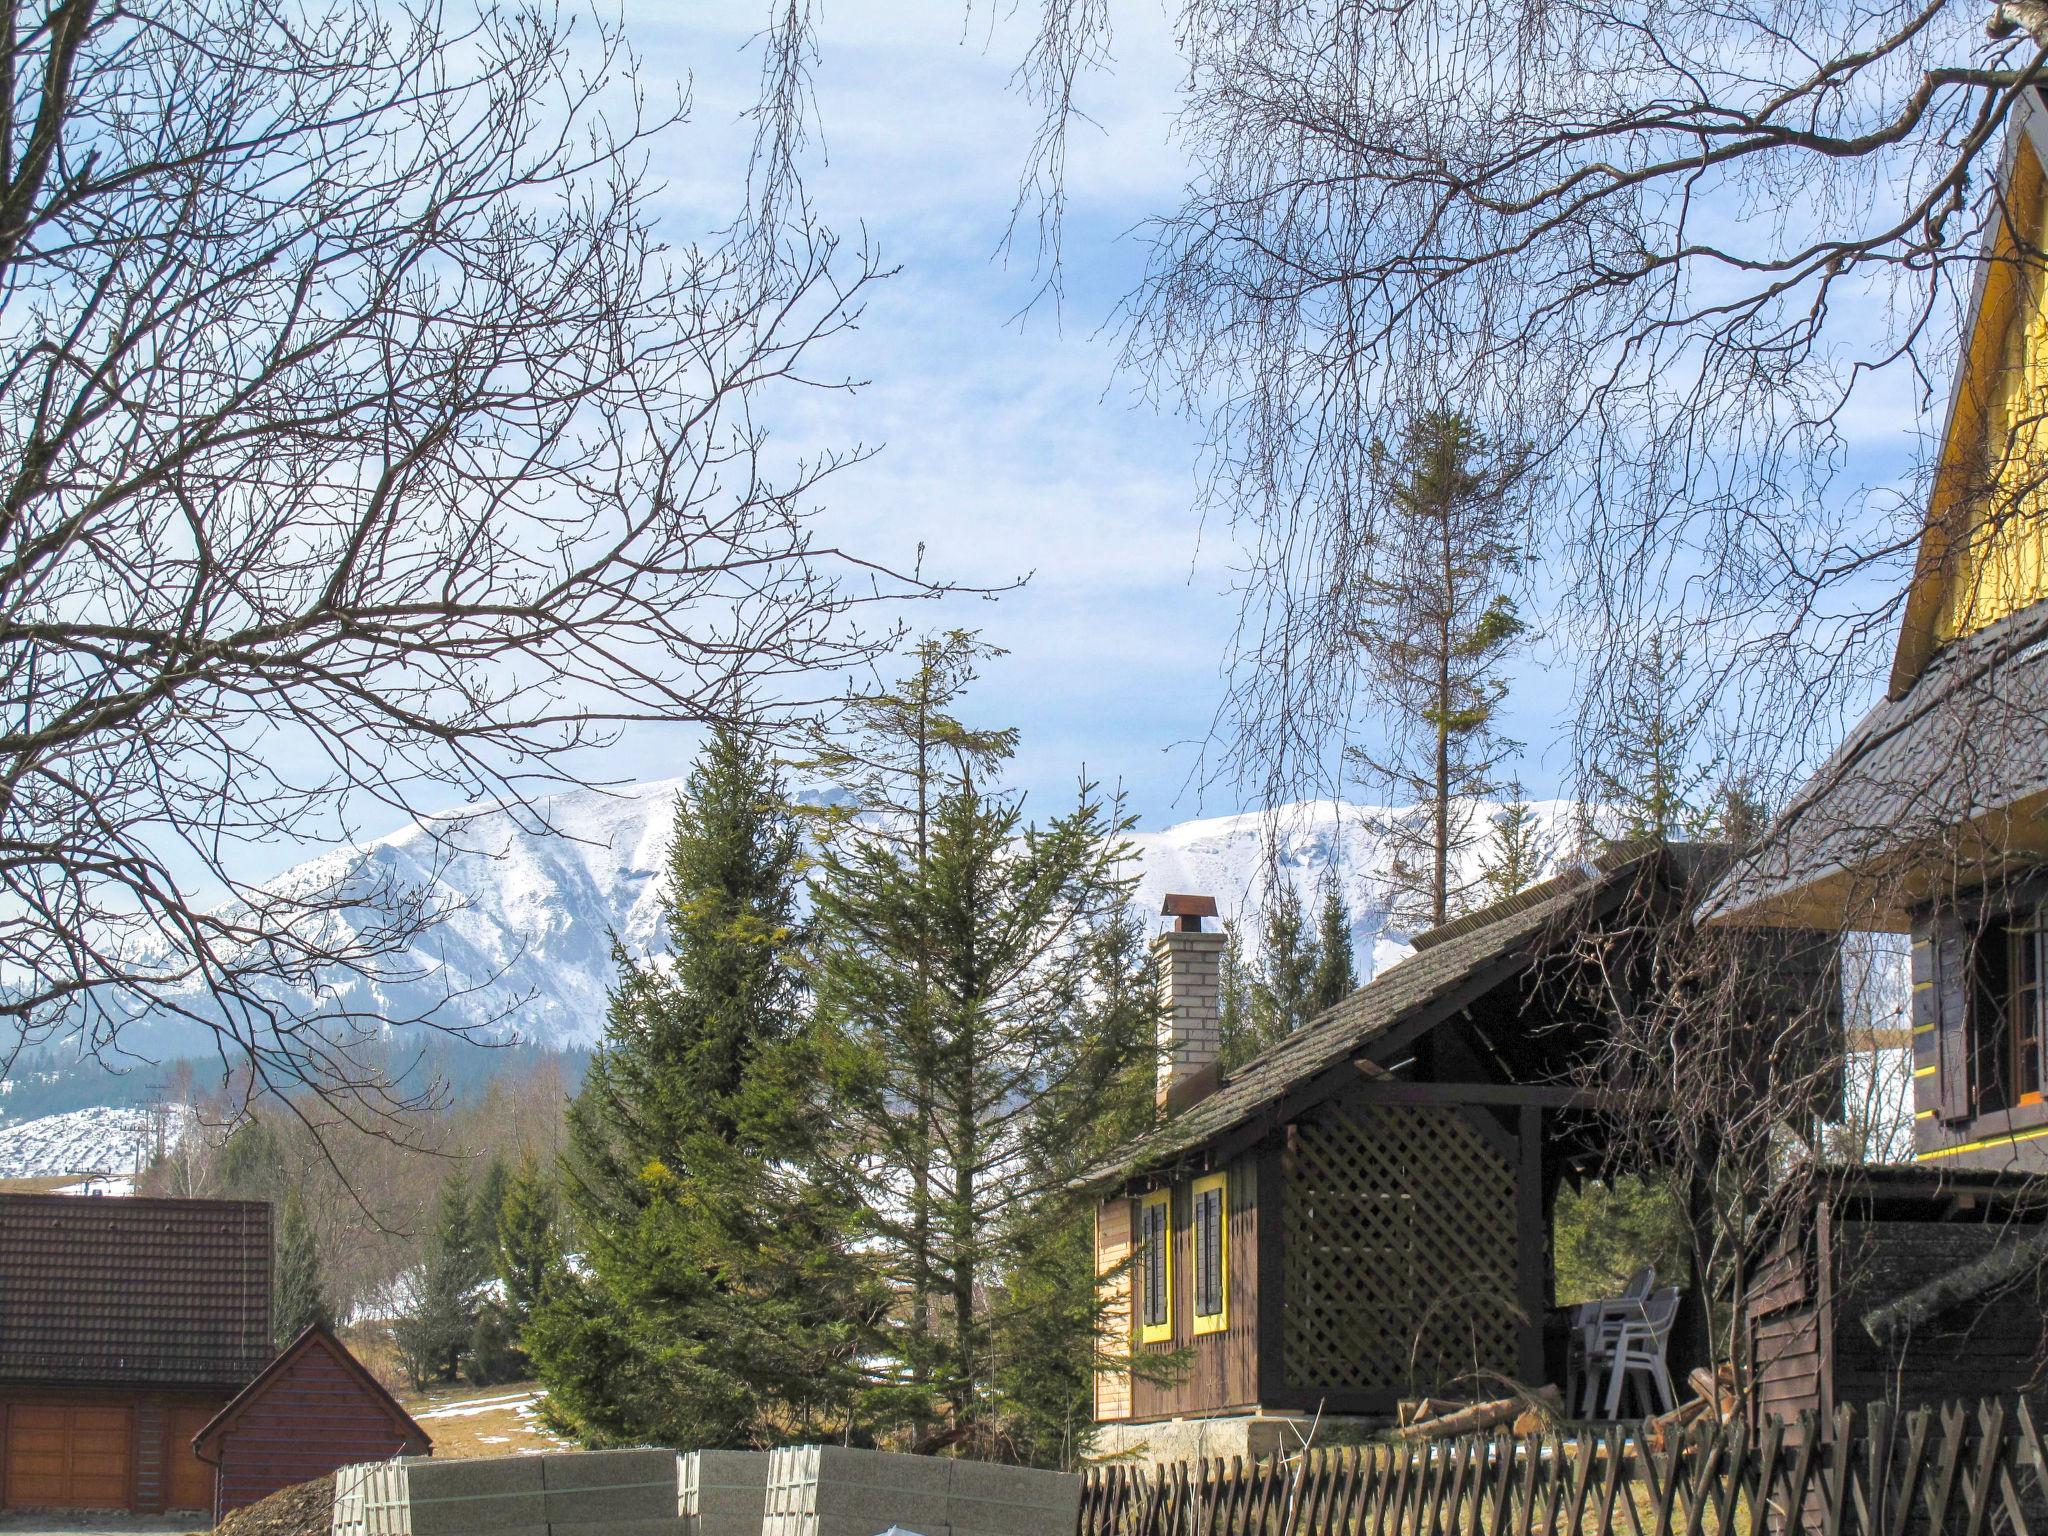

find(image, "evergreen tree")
[1309,874,1357,1013]
[1346,412,1531,926]
[393,1172,487,1390]
[988,904,1160,1467]
[464,1156,524,1385]
[812,684,1141,1441]
[1215,921,1259,1072]
[494,1155,561,1329]
[273,1187,332,1347]
[797,630,1016,1412]
[532,722,877,1448]
[1586,632,1715,844]
[1479,781,1550,902]
[1250,881,1319,1047]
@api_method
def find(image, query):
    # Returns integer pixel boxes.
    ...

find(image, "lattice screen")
[1282,1101,1519,1394]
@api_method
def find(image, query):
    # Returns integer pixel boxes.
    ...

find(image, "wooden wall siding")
[0,1389,228,1514]
[1910,901,2048,1167]
[1095,1200,1134,1422]
[1129,1153,1261,1421]
[1743,1228,1824,1430]
[1280,1101,1517,1399]
[211,1339,421,1514]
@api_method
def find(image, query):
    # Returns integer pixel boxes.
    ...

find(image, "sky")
[558,0,1596,833]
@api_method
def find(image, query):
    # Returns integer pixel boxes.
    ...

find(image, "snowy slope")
[0,1104,189,1179]
[73,786,1587,1056]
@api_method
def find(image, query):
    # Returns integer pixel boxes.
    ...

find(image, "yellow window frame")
[1191,1171,1228,1336]
[1138,1189,1173,1344]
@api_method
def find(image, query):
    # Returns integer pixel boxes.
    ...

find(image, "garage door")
[4,1404,131,1510]
[163,1404,215,1512]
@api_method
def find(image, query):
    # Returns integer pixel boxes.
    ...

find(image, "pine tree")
[494,1155,561,1329]
[532,722,877,1448]
[812,712,1141,1441]
[1346,411,1531,926]
[1309,874,1357,1013]
[1250,881,1319,1048]
[273,1187,332,1347]
[1586,633,1716,844]
[464,1157,525,1385]
[1480,781,1550,902]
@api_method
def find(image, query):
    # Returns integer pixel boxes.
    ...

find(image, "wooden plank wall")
[1124,1151,1261,1421]
[1095,1201,1134,1422]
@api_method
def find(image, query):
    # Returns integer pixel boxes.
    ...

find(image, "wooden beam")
[1517,1103,1547,1387]
[1343,1075,1624,1111]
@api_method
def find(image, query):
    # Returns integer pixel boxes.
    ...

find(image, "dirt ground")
[401,1381,572,1458]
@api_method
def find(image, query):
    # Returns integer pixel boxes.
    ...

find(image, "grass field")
[401,1382,573,1459]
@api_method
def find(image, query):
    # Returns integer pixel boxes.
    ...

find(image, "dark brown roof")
[1073,845,1680,1190]
[0,1193,272,1389]
[1703,598,2048,930]
[193,1323,430,1462]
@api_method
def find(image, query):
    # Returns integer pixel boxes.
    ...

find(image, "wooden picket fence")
[1076,1398,2048,1536]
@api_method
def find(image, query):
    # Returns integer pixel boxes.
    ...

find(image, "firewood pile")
[1641,1365,1740,1451]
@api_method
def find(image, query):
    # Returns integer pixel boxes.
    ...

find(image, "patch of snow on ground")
[0,1104,188,1179]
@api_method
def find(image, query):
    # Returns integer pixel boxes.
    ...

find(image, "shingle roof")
[1072,848,1663,1190]
[1703,598,2048,929]
[0,1193,273,1389]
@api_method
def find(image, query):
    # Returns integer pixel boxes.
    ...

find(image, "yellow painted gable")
[1893,128,2048,694]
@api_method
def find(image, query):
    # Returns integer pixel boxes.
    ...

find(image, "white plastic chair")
[1596,1285,1681,1420]
[1569,1266,1656,1417]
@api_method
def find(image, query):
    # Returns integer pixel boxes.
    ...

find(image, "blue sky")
[558,0,1607,832]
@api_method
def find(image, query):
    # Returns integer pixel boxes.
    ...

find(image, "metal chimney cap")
[1160,893,1219,918]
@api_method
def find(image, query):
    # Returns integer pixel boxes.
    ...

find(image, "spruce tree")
[1346,411,1531,926]
[392,1172,486,1389]
[273,1187,332,1347]
[1309,874,1357,1013]
[1480,781,1549,901]
[1250,881,1319,1048]
[1586,632,1715,844]
[811,687,1141,1441]
[532,722,876,1448]
[1215,921,1259,1072]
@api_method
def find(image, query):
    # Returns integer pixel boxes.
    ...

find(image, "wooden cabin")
[1079,847,1838,1452]
[1706,89,2048,1172]
[1743,1166,2048,1432]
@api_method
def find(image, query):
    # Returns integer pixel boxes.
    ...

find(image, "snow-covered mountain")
[93,784,1584,1056]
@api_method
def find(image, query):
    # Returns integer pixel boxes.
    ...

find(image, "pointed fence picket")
[1077,1399,2048,1536]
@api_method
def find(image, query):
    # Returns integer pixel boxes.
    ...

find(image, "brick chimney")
[1154,893,1226,1114]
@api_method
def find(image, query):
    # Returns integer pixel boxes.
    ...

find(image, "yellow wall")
[1930,139,2048,647]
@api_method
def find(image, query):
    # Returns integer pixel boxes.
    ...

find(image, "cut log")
[1396,1397,1461,1427]
[1396,1386,1560,1441]
[1860,1229,2048,1345]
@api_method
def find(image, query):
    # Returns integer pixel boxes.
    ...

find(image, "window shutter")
[1936,912,1974,1123]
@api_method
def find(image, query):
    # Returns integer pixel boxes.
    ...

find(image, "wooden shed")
[1743,1165,2048,1435]
[192,1324,430,1519]
[1081,844,1840,1440]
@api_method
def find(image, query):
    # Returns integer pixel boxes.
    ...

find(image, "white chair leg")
[1651,1356,1676,1414]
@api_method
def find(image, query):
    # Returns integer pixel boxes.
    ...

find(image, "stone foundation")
[1089,1414,1376,1465]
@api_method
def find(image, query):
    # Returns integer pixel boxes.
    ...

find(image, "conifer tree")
[494,1155,561,1330]
[1309,874,1357,1013]
[1346,411,1531,926]
[811,657,1141,1441]
[1585,633,1715,844]
[1251,881,1319,1046]
[1480,781,1549,902]
[799,633,1018,1429]
[1215,921,1259,1072]
[988,904,1160,1467]
[393,1172,486,1389]
[273,1187,332,1347]
[532,722,876,1447]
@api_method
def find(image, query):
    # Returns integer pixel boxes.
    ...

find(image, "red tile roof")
[0,1193,272,1389]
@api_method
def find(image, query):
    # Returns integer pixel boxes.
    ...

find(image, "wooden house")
[1079,846,1836,1455]
[0,1193,272,1515]
[193,1323,431,1519]
[1706,87,2048,1171]
[1743,1166,2048,1430]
